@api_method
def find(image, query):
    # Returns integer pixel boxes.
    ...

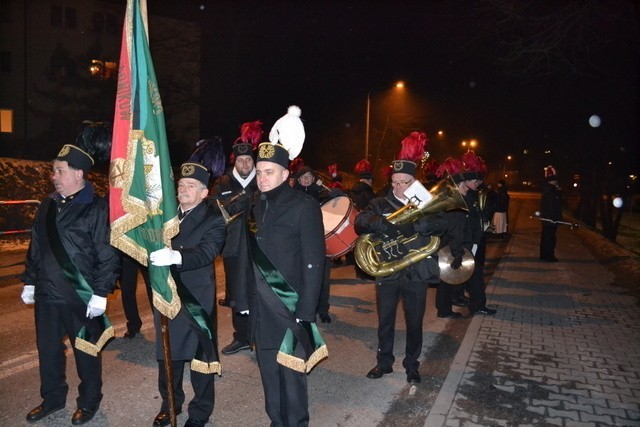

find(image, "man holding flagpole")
[149,161,226,427]
[109,1,184,425]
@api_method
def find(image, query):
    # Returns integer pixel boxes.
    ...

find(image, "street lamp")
[461,139,478,152]
[503,155,512,178]
[365,81,405,160]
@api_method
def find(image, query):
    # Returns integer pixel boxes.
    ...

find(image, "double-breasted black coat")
[154,201,226,360]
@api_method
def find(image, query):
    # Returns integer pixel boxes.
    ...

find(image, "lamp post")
[365,81,405,160]
[503,155,512,178]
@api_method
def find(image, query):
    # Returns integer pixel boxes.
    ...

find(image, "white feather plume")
[269,105,305,160]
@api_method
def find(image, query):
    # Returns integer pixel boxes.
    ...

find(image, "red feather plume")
[288,157,305,174]
[381,164,393,178]
[327,163,339,178]
[462,151,488,173]
[397,131,428,162]
[436,157,465,178]
[234,120,263,149]
[354,159,373,174]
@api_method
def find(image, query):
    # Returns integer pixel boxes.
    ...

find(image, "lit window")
[89,59,118,81]
[0,109,14,133]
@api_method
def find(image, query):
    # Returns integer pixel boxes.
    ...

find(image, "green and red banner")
[109,0,181,319]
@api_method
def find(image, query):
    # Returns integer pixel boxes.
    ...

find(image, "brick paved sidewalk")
[425,210,640,426]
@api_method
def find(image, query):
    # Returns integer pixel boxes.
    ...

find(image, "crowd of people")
[20,114,565,427]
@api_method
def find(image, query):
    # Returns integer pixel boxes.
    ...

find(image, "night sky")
[152,0,639,186]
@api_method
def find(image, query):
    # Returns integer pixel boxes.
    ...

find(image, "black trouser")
[316,258,331,315]
[120,255,152,333]
[231,311,250,343]
[436,281,463,315]
[35,302,103,411]
[256,347,309,427]
[375,280,427,373]
[540,224,558,259]
[157,360,214,422]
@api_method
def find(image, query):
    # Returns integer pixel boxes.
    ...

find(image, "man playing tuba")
[354,132,450,385]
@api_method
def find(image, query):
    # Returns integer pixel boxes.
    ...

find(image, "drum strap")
[249,233,328,373]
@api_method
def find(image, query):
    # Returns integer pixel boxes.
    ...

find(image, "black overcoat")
[154,201,226,360]
[250,183,326,350]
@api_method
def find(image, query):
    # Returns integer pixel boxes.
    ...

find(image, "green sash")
[170,271,221,375]
[249,233,328,373]
[45,200,113,356]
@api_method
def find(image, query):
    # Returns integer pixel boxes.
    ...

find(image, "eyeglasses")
[391,179,414,186]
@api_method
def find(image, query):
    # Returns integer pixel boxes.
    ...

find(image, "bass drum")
[320,196,360,259]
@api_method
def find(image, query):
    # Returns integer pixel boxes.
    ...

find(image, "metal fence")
[0,200,40,235]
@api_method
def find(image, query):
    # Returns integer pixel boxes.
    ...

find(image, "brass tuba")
[354,175,468,277]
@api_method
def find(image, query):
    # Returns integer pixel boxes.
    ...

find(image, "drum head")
[321,196,351,234]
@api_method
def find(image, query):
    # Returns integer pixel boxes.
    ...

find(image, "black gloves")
[396,223,415,238]
[382,220,414,238]
[450,257,462,270]
[382,220,400,237]
[413,213,448,236]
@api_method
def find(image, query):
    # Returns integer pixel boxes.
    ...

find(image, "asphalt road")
[0,200,513,427]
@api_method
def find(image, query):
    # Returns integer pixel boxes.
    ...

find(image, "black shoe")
[471,307,497,316]
[184,418,206,427]
[452,297,469,307]
[318,313,331,323]
[539,257,558,262]
[154,409,181,427]
[71,408,96,425]
[26,404,65,422]
[366,365,393,379]
[437,311,462,319]
[407,371,421,384]
[124,329,139,338]
[221,340,251,355]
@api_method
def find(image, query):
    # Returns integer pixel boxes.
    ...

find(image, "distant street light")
[365,81,405,160]
[503,155,512,177]
[461,139,478,152]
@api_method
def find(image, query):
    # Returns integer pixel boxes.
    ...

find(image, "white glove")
[149,248,182,266]
[21,285,35,304]
[86,295,107,319]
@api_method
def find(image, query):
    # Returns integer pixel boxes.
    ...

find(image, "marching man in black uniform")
[250,106,328,426]
[355,131,447,385]
[149,161,226,427]
[21,124,120,425]
[212,121,261,355]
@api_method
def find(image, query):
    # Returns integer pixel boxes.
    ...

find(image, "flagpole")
[161,315,177,427]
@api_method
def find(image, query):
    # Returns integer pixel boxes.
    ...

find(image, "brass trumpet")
[354,175,468,277]
[214,191,247,225]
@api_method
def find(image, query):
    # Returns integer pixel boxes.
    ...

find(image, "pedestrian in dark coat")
[492,180,510,237]
[250,137,328,427]
[21,125,120,426]
[149,162,226,427]
[539,165,562,262]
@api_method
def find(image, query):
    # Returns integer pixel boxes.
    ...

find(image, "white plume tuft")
[269,105,305,160]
